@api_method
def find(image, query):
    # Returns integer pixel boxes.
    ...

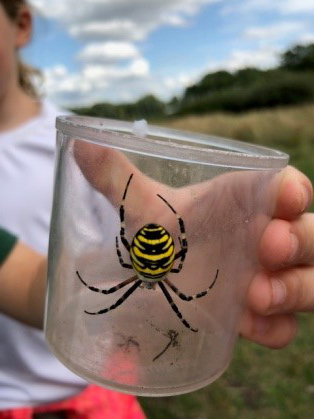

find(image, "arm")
[0,229,46,329]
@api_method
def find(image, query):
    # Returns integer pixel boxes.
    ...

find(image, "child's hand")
[240,166,314,348]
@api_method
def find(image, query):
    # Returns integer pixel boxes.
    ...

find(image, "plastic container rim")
[56,115,289,170]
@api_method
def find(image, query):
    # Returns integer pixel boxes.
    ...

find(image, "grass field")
[140,315,314,418]
[139,104,314,418]
[163,104,314,185]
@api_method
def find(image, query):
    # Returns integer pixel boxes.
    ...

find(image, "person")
[0,227,46,329]
[0,0,313,414]
[0,1,145,417]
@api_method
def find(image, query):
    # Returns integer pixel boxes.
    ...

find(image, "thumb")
[73,139,160,214]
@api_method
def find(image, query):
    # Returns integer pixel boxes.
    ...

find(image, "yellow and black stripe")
[130,223,175,280]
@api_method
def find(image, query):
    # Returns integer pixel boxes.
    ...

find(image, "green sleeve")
[0,227,18,264]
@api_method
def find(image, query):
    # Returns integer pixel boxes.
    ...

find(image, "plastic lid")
[56,115,289,170]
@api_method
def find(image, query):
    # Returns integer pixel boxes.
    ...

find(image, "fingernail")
[288,233,299,262]
[271,278,287,306]
[301,184,312,212]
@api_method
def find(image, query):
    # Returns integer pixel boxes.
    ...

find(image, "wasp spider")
[76,173,219,332]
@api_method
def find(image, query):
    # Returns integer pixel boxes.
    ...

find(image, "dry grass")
[160,104,314,185]
[159,104,314,182]
[162,104,314,146]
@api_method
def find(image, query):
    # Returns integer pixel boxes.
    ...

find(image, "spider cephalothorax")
[77,173,218,333]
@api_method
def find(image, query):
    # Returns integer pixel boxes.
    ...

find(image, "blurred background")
[26,1,314,417]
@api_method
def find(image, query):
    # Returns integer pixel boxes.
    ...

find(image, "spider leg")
[116,237,133,269]
[157,193,188,273]
[119,173,134,252]
[158,281,198,333]
[84,280,142,315]
[170,249,187,273]
[76,271,138,294]
[164,269,219,301]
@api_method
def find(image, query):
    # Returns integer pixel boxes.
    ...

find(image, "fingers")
[248,266,314,316]
[244,169,313,350]
[259,213,314,270]
[239,309,298,349]
[243,263,314,347]
[274,165,313,220]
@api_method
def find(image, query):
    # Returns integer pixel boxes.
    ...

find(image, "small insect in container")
[45,116,288,396]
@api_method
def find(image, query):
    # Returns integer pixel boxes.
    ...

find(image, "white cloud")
[163,74,196,91]
[82,58,149,81]
[296,33,314,44]
[44,66,93,95]
[42,57,150,107]
[41,60,201,107]
[69,20,147,41]
[243,21,305,41]
[279,0,314,14]
[161,14,188,26]
[207,47,280,72]
[77,41,140,63]
[224,0,314,15]
[30,0,221,35]
[129,58,150,77]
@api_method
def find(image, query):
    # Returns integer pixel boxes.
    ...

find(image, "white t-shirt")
[0,100,87,409]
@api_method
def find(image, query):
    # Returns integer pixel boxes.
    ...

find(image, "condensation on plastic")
[45,116,289,396]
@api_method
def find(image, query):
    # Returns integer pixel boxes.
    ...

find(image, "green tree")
[233,68,265,86]
[183,70,234,101]
[71,95,166,121]
[281,43,314,70]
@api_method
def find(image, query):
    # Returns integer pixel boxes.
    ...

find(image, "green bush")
[176,71,314,115]
[72,95,165,121]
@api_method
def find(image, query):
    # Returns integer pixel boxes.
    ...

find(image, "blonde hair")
[1,0,41,97]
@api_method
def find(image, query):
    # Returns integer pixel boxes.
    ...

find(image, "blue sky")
[24,0,314,107]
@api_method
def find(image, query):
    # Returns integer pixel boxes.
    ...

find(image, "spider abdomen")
[130,223,175,281]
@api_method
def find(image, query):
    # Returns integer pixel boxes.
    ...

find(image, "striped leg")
[119,173,134,252]
[156,193,188,274]
[116,237,133,269]
[84,280,142,315]
[164,269,219,301]
[76,271,137,294]
[158,282,198,333]
[170,249,187,273]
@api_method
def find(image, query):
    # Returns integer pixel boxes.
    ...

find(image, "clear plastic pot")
[45,116,289,396]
